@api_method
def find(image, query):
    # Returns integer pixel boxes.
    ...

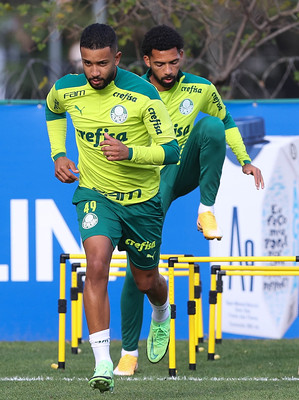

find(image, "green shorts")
[72,186,163,270]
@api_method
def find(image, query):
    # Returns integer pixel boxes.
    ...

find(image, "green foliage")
[0,2,12,14]
[1,0,299,98]
[117,25,134,47]
[170,12,181,28]
[294,70,299,82]
[0,2,10,16]
[17,4,31,16]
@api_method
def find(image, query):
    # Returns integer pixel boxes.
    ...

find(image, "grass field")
[0,339,298,399]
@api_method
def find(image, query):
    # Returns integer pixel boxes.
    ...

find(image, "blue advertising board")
[1,100,298,341]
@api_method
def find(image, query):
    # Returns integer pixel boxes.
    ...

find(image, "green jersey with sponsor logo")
[46,67,179,206]
[143,70,251,166]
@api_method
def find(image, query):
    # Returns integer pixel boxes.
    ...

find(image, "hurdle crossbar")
[174,256,299,263]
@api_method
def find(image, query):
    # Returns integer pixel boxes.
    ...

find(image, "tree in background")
[1,0,299,99]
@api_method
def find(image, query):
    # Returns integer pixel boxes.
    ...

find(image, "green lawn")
[0,339,298,399]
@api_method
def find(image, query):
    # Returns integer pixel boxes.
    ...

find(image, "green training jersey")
[46,67,179,206]
[143,70,251,166]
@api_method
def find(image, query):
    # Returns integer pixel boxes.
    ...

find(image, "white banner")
[210,135,299,338]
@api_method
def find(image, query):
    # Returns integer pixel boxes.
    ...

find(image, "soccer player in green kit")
[114,25,264,376]
[45,23,180,393]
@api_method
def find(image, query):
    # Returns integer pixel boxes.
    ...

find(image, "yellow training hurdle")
[53,254,299,374]
[165,255,299,362]
[207,257,299,360]
[53,253,204,377]
[70,261,174,355]
[166,257,204,376]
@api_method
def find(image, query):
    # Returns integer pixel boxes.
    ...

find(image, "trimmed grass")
[0,339,298,399]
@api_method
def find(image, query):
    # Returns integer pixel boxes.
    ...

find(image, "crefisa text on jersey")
[77,128,128,147]
[148,107,162,135]
[113,91,137,102]
[174,123,190,137]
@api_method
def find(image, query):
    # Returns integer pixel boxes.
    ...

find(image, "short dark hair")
[141,25,184,56]
[80,23,118,52]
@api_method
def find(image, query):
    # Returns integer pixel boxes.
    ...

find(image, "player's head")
[141,25,184,56]
[80,23,118,52]
[142,25,184,91]
[80,23,121,90]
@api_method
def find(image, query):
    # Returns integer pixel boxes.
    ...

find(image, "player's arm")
[223,114,264,189]
[129,100,179,165]
[45,88,79,183]
[100,132,179,165]
[100,100,179,165]
[201,83,250,164]
[127,139,179,165]
[203,84,264,189]
[222,115,251,166]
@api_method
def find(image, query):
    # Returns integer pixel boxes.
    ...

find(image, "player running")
[45,23,179,392]
[114,25,264,376]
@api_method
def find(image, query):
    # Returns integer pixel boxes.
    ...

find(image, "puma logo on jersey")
[146,252,156,259]
[74,105,85,115]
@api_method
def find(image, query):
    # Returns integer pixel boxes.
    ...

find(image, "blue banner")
[1,101,298,341]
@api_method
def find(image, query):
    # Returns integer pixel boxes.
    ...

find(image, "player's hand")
[242,163,265,190]
[100,132,129,161]
[54,156,79,183]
